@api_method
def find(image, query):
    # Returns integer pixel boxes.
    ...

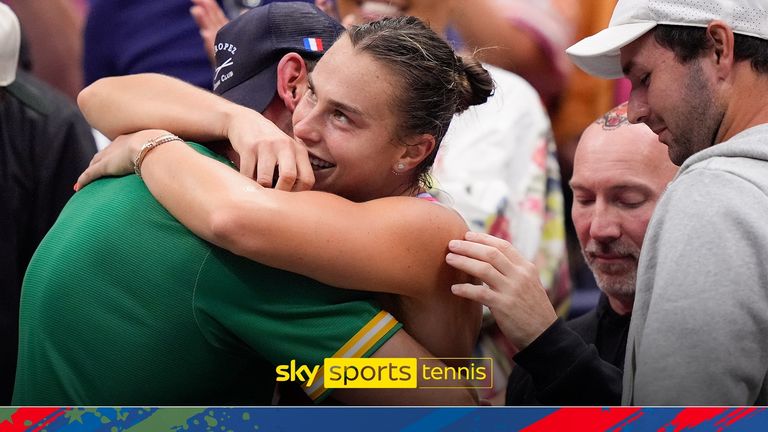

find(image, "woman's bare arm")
[135,139,470,298]
[78,73,313,191]
[77,73,243,140]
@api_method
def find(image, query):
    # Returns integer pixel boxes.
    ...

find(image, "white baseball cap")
[566,0,768,78]
[0,3,20,86]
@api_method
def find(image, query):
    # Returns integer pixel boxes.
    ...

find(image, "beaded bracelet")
[132,133,184,178]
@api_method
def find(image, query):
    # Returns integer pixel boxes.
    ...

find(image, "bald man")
[446,103,678,405]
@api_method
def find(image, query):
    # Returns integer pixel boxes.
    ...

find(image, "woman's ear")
[395,134,436,172]
[276,52,309,112]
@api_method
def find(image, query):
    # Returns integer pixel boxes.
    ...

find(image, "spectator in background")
[531,105,670,401]
[0,3,97,404]
[447,104,677,405]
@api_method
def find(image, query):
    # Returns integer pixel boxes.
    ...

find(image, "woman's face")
[292,36,409,202]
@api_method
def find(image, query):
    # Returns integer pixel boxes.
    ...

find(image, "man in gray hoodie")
[567,0,768,405]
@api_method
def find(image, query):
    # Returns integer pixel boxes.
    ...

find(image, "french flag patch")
[303,37,324,52]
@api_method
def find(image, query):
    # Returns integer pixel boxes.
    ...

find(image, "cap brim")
[0,3,20,86]
[217,65,278,113]
[0,68,15,86]
[566,21,657,79]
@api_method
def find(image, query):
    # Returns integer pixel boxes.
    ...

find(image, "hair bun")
[455,55,494,113]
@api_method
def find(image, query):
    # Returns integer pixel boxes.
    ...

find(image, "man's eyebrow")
[608,183,653,194]
[307,74,365,118]
[570,181,652,194]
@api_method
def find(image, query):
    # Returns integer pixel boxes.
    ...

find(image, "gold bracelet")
[133,133,184,178]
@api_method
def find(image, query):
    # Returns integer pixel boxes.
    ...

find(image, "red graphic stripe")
[0,408,61,432]
[521,408,643,432]
[663,408,729,431]
[614,410,644,431]
[30,408,69,432]
[715,407,765,430]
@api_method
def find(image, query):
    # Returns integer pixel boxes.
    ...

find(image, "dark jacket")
[506,294,629,405]
[0,71,97,403]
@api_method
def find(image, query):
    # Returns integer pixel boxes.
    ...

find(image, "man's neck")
[717,66,768,143]
[608,295,633,316]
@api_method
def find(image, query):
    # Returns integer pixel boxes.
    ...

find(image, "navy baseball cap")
[212,2,344,112]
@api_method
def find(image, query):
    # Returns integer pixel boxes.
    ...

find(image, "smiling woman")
[290,35,413,203]
[76,16,494,363]
[291,18,493,202]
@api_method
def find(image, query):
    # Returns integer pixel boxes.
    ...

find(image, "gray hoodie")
[624,124,768,405]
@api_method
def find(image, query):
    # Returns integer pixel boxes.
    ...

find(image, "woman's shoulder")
[367,194,469,237]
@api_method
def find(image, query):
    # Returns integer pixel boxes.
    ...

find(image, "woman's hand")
[75,129,169,190]
[446,231,557,350]
[224,107,315,192]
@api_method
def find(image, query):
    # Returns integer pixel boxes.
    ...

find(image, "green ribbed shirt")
[13,143,399,405]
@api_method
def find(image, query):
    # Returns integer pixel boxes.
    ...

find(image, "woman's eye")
[640,73,651,87]
[332,110,349,124]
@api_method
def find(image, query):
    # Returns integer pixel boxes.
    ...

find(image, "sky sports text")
[275,358,493,389]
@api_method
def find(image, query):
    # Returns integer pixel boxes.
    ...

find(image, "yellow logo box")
[324,358,493,389]
[325,358,417,388]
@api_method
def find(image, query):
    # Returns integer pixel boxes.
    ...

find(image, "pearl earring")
[393,162,406,176]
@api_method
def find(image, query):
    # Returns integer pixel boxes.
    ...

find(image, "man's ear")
[706,21,736,80]
[396,134,437,173]
[276,52,308,112]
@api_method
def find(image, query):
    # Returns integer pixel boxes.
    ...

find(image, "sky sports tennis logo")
[276,358,493,389]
